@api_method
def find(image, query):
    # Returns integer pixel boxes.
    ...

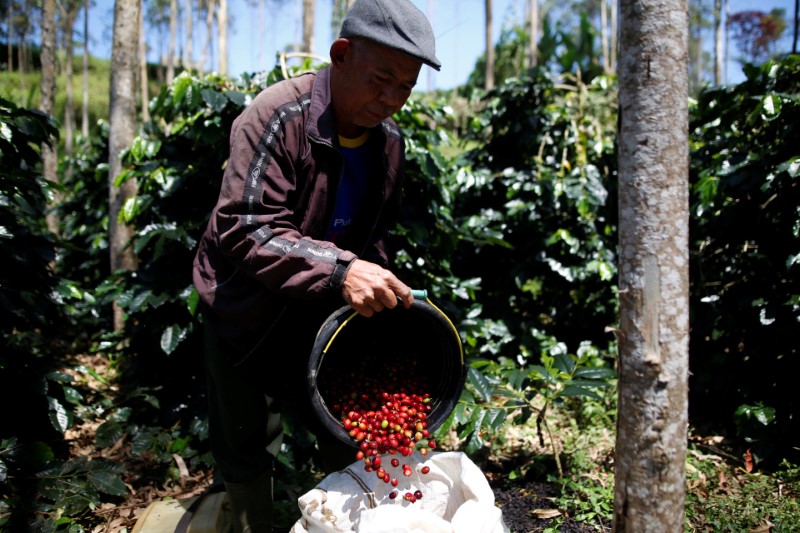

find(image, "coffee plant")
[689,55,800,465]
[3,40,799,529]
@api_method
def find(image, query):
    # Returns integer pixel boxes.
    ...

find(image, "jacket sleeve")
[210,90,356,299]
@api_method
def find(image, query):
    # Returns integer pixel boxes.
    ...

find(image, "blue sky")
[89,0,797,91]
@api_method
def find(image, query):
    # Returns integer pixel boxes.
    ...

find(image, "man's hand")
[342,259,414,317]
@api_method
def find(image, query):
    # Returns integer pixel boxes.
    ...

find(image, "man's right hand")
[341,259,414,317]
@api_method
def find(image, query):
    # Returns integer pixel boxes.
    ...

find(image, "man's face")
[330,38,423,138]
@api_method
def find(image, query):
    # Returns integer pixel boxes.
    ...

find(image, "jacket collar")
[306,66,337,147]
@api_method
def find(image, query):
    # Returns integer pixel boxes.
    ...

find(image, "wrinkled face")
[330,38,422,138]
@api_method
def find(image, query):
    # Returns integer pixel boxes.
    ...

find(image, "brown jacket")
[192,65,406,347]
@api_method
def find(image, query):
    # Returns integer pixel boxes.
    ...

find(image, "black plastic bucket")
[308,291,466,447]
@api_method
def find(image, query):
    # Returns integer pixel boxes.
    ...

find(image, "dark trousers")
[203,304,355,485]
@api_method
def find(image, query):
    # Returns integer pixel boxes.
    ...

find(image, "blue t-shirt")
[326,131,370,244]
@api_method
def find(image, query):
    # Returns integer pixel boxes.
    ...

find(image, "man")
[191,0,441,530]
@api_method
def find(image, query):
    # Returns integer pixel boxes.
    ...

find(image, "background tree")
[108,0,140,331]
[528,0,538,67]
[166,0,177,83]
[41,0,57,233]
[138,0,149,121]
[485,0,494,90]
[81,0,90,137]
[199,0,215,74]
[183,0,193,69]
[58,0,82,154]
[302,0,314,54]
[689,0,713,91]
[729,8,787,64]
[613,0,690,530]
[714,0,725,84]
[218,0,226,73]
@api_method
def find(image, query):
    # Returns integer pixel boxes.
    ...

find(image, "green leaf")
[95,420,124,449]
[120,196,139,223]
[483,408,507,432]
[559,384,602,400]
[88,470,129,496]
[201,89,229,112]
[573,367,616,380]
[61,386,84,405]
[225,90,247,106]
[528,364,550,380]
[760,94,781,121]
[48,397,71,433]
[187,286,200,316]
[161,324,186,355]
[467,367,494,402]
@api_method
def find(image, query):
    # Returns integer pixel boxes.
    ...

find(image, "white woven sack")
[290,451,509,533]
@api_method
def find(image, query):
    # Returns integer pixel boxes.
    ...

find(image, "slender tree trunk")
[184,0,193,69]
[302,0,315,54]
[139,2,150,121]
[601,0,610,73]
[529,0,538,68]
[484,0,494,90]
[724,0,729,84]
[200,0,215,74]
[793,0,798,54]
[41,0,58,234]
[714,0,723,85]
[167,0,177,83]
[218,0,227,74]
[63,9,76,155]
[109,0,141,332]
[613,0,690,531]
[6,3,12,72]
[18,1,26,94]
[611,0,618,71]
[82,0,90,137]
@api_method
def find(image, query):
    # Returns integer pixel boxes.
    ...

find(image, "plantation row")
[1,54,798,529]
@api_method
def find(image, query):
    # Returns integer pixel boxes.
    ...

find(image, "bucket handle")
[411,289,428,300]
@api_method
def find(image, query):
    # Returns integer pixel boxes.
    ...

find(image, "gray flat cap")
[340,0,441,71]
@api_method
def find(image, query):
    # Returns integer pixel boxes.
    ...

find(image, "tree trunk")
[528,0,538,68]
[82,0,90,138]
[63,8,76,155]
[601,0,610,73]
[7,3,12,72]
[724,0,729,84]
[184,0,193,70]
[484,0,493,90]
[109,0,141,332]
[167,0,177,83]
[41,0,58,233]
[302,0,315,54]
[139,2,150,122]
[613,0,690,531]
[611,0,618,72]
[18,0,26,94]
[218,0,228,74]
[200,0,215,74]
[714,0,723,85]
[793,0,798,54]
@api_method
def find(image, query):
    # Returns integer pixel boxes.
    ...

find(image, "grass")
[483,391,800,532]
[0,53,164,150]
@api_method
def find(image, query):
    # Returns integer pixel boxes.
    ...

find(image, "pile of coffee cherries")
[319,355,438,503]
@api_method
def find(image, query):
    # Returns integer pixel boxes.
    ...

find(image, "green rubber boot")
[225,470,273,533]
